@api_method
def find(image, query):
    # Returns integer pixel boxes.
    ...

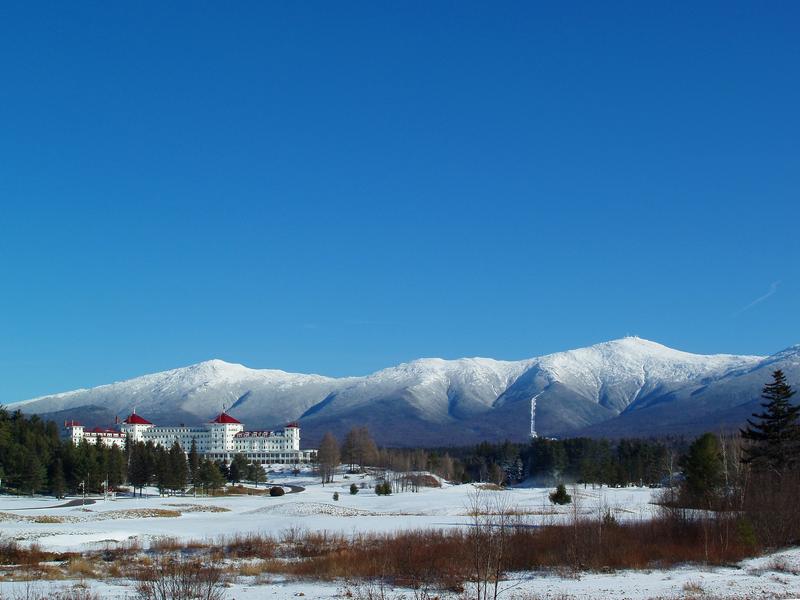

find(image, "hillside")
[9,337,796,446]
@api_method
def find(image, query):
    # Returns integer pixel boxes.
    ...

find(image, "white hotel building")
[63,411,315,465]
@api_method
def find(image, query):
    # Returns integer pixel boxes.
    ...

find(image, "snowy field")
[1,470,799,599]
[3,550,800,600]
[0,470,658,552]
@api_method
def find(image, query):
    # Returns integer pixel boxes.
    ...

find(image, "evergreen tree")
[247,462,266,487]
[229,453,248,483]
[549,483,571,505]
[60,441,78,492]
[21,454,46,495]
[187,438,200,487]
[682,433,724,506]
[128,441,152,496]
[741,369,800,474]
[154,445,170,494]
[74,439,98,492]
[107,444,126,489]
[50,458,66,498]
[207,460,226,491]
[169,440,188,492]
[198,458,226,493]
[214,459,230,480]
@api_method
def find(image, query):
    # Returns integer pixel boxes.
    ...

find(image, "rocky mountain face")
[9,337,797,446]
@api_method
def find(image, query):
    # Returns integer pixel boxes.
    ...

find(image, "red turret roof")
[211,412,241,424]
[123,412,153,425]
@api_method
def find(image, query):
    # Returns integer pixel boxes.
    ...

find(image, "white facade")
[64,412,315,464]
[63,420,127,448]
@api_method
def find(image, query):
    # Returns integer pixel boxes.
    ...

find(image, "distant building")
[63,410,315,464]
[63,420,126,448]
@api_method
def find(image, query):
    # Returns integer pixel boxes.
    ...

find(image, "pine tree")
[107,444,126,489]
[21,454,46,496]
[169,440,188,493]
[128,441,152,496]
[741,369,800,474]
[682,433,724,506]
[74,439,97,492]
[198,458,226,493]
[50,458,66,498]
[247,462,266,487]
[187,438,200,488]
[229,453,248,483]
[154,445,170,494]
[549,483,571,505]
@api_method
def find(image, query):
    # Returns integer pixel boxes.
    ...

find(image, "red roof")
[211,412,241,425]
[64,420,82,427]
[123,412,153,425]
[89,427,123,435]
[285,422,299,428]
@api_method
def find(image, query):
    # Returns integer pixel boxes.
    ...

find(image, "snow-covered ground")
[2,550,799,599]
[0,472,655,552]
[1,472,799,599]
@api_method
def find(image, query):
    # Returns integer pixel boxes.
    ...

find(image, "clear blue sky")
[1,2,798,402]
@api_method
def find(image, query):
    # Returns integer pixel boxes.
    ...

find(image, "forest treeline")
[2,368,798,513]
[0,409,682,496]
[314,424,684,488]
[0,410,264,496]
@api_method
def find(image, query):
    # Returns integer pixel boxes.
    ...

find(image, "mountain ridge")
[8,337,795,446]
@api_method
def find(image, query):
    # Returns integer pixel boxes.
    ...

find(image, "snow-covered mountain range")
[8,337,799,446]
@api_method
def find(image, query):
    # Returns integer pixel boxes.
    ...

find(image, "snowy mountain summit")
[9,337,795,446]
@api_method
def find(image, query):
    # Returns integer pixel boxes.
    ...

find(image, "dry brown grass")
[33,515,65,524]
[94,508,181,520]
[0,512,74,524]
[165,503,230,513]
[235,560,272,577]
[401,474,441,488]
[0,510,778,593]
[474,483,503,491]
[65,557,98,579]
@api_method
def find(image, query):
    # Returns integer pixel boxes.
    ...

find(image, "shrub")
[135,555,227,600]
[350,483,359,495]
[333,492,339,501]
[402,473,441,488]
[269,486,285,497]
[375,482,392,496]
[549,483,571,505]
[601,509,618,529]
[736,517,757,549]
